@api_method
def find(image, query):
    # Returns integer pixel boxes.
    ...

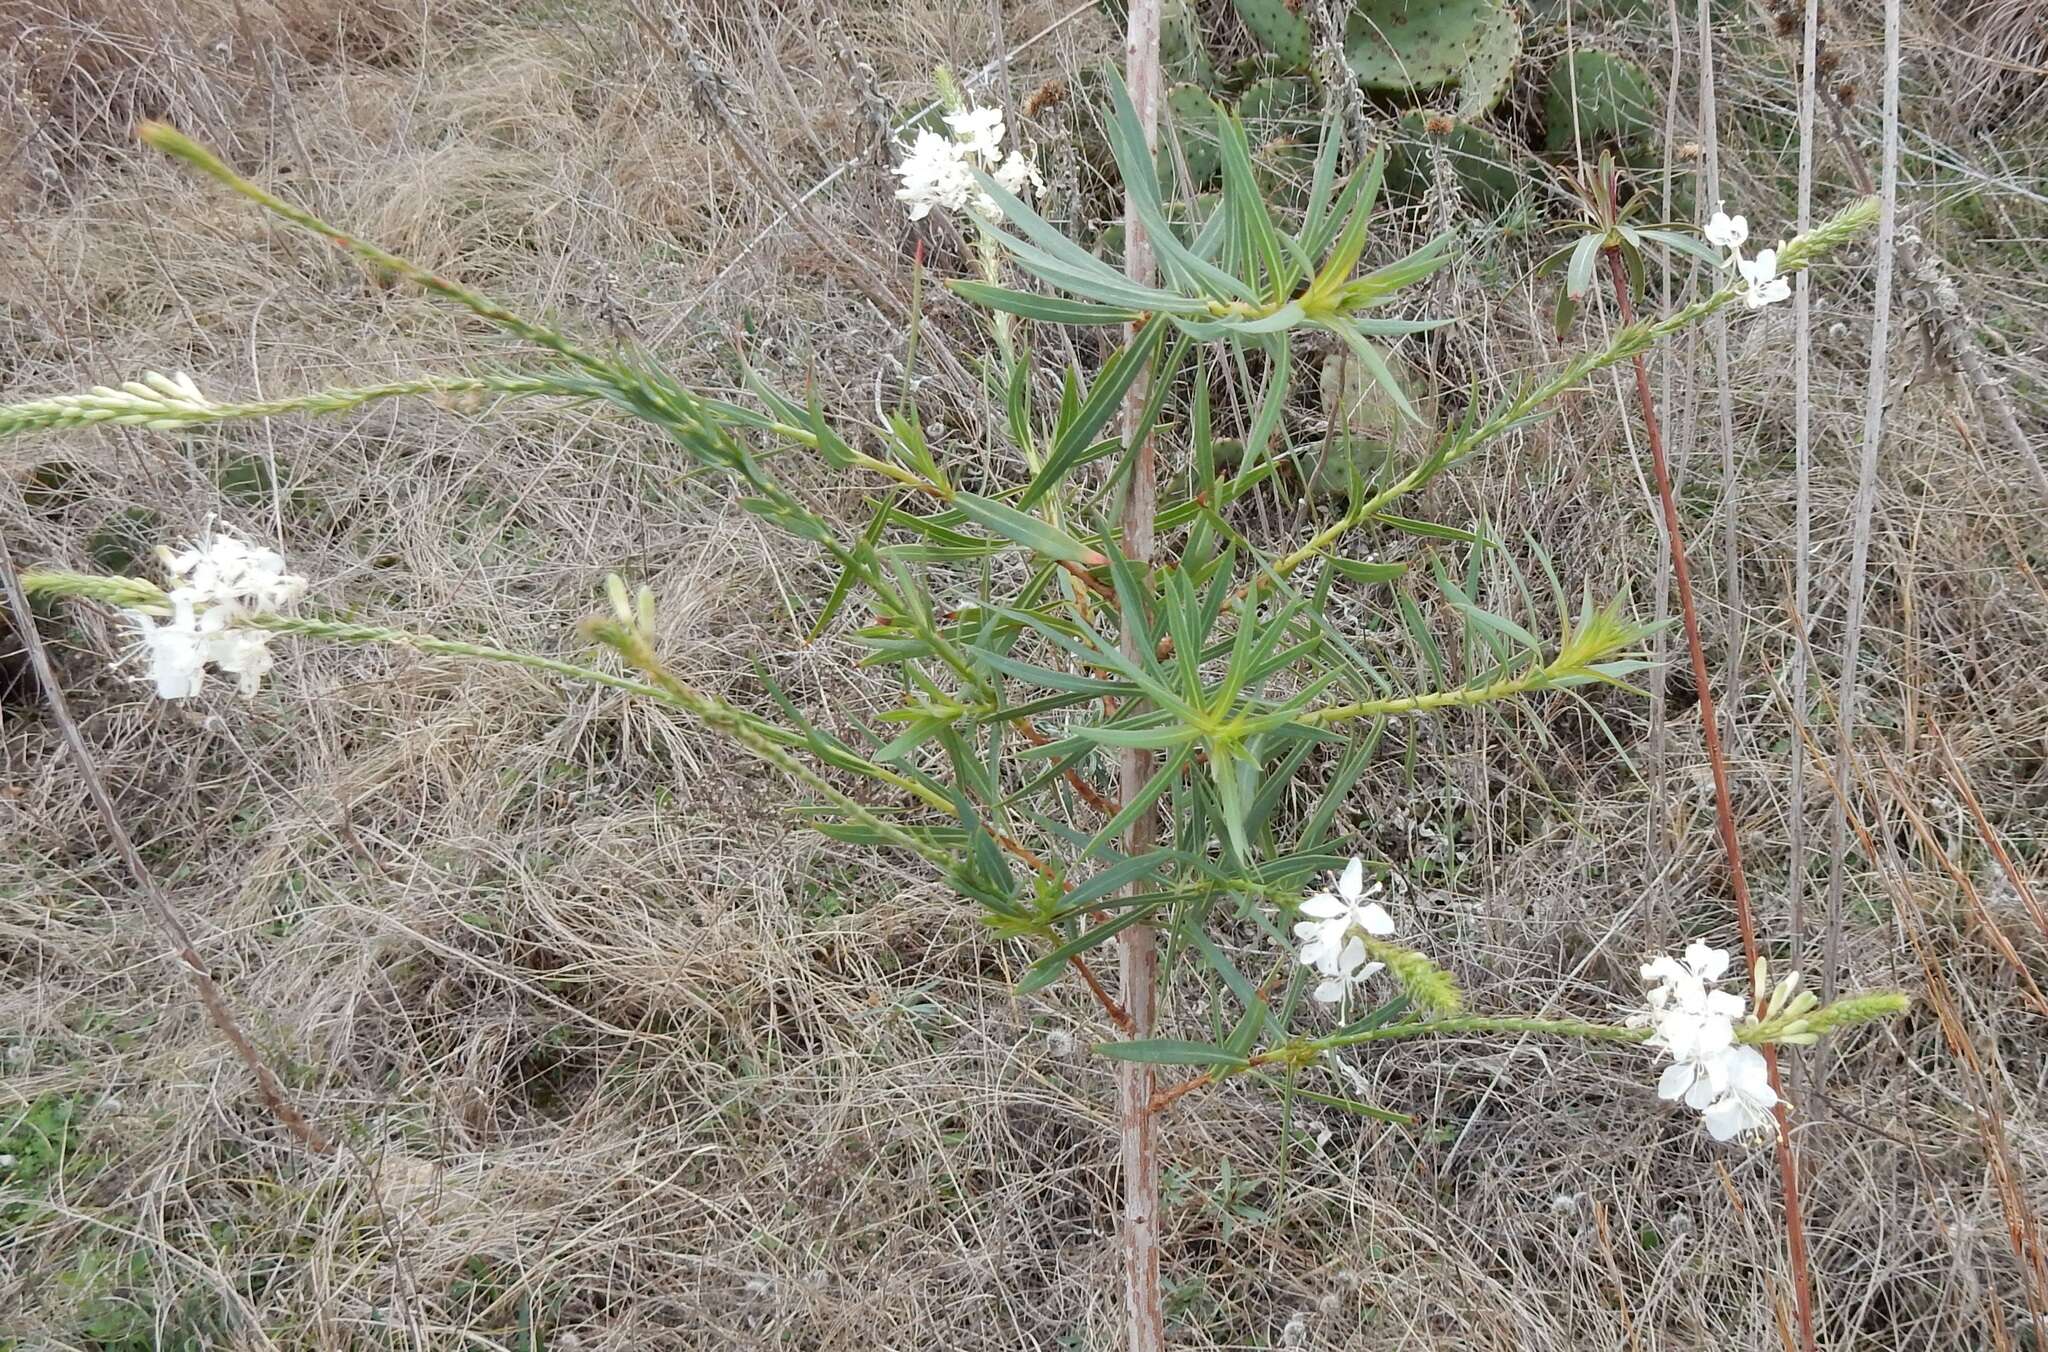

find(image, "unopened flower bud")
[605,573,632,624]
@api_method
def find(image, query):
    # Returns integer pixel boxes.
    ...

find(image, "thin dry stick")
[1696,0,1747,769]
[1821,0,1900,1023]
[1115,4,1166,1349]
[1602,240,1818,1352]
[1787,0,1820,1074]
[0,525,333,1156]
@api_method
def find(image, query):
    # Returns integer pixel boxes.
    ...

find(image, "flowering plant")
[4,76,1902,1342]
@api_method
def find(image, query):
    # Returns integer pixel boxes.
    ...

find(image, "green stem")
[590,620,963,869]
[18,570,956,818]
[1308,1015,1652,1055]
[1295,662,1555,727]
[0,374,587,441]
[143,124,612,383]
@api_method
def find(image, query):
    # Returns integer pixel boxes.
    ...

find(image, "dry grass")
[2,0,2044,1347]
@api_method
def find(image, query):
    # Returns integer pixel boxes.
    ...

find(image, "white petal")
[1700,1097,1747,1142]
[1299,893,1346,919]
[1684,940,1730,982]
[1337,937,1369,974]
[1312,978,1349,1003]
[1692,1017,1735,1059]
[1357,902,1395,937]
[1337,857,1365,901]
[1724,1047,1776,1101]
[1656,1063,1695,1102]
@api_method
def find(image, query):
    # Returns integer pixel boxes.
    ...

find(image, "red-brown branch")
[1605,242,1817,1352]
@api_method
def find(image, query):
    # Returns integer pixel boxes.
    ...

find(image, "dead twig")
[0,514,333,1156]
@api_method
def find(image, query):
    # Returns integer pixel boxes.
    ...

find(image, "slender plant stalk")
[0,532,333,1155]
[1822,0,1901,1037]
[1142,991,1898,1114]
[1695,0,1746,768]
[1788,0,1820,1089]
[1116,4,1167,1348]
[1602,241,1818,1352]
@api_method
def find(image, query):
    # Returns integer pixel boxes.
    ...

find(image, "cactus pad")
[1231,0,1314,70]
[1384,111,1524,212]
[1453,3,1522,119]
[1344,0,1504,92]
[1163,82,1223,188]
[1237,74,1316,131]
[1542,49,1657,154]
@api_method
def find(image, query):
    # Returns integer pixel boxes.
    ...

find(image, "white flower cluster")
[124,531,305,699]
[1634,940,1781,1143]
[1294,858,1394,1003]
[893,106,1045,223]
[1704,204,1790,310]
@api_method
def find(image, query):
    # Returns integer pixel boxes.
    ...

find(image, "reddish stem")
[1604,242,1818,1352]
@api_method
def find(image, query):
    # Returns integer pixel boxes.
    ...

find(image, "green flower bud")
[1364,938,1463,1017]
[1802,991,1910,1035]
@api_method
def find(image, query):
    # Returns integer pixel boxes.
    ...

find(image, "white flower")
[1637,939,1786,1143]
[1639,939,1744,1064]
[1698,1046,1779,1142]
[1738,247,1790,308]
[131,597,208,699]
[120,528,304,700]
[895,104,1038,224]
[1295,858,1393,1001]
[1704,205,1749,254]
[206,626,277,697]
[943,106,1007,161]
[893,128,976,222]
[992,149,1045,200]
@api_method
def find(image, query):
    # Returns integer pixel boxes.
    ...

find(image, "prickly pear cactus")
[1237,74,1316,132]
[1344,0,1504,92]
[1542,49,1657,154]
[1453,2,1522,119]
[1385,111,1525,213]
[1163,82,1222,188]
[1231,0,1314,70]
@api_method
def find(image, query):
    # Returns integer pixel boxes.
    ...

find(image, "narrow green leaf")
[1370,512,1485,544]
[1043,317,1171,491]
[1018,906,1154,996]
[1328,322,1423,426]
[951,280,1139,326]
[1062,849,1186,915]
[1329,557,1408,584]
[1083,742,1195,861]
[952,492,1099,565]
[1090,1038,1249,1068]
